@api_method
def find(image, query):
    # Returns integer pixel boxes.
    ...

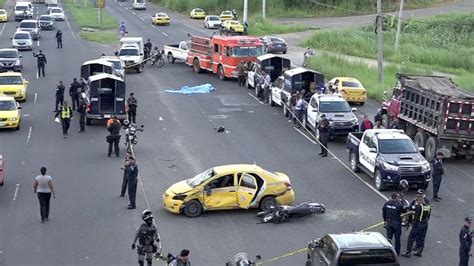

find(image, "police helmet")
[142,209,153,221]
[399,179,408,190]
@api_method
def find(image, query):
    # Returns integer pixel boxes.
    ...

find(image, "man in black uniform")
[77,93,87,133]
[126,156,139,209]
[459,216,472,266]
[120,152,131,197]
[107,116,121,157]
[55,28,63,48]
[382,192,404,255]
[132,210,160,266]
[432,151,444,202]
[69,78,82,110]
[54,81,65,112]
[318,114,330,157]
[33,50,47,77]
[144,39,152,62]
[402,190,431,258]
[127,93,138,124]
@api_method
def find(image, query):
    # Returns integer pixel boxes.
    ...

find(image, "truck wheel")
[183,200,202,218]
[193,58,202,73]
[414,132,427,149]
[259,196,277,211]
[350,152,360,173]
[167,53,175,64]
[374,169,386,191]
[405,124,417,138]
[269,93,275,106]
[381,114,389,128]
[218,65,226,80]
[424,136,437,161]
[86,118,92,125]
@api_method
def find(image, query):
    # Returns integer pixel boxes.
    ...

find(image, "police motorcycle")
[225,253,261,266]
[150,47,165,67]
[123,120,144,153]
[257,202,326,224]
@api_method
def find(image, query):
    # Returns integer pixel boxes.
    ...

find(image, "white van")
[132,0,146,10]
[46,0,59,7]
[14,2,33,21]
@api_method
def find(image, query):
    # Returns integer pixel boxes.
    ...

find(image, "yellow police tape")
[123,56,155,69]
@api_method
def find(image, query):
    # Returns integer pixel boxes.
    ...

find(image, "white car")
[49,8,65,20]
[47,3,60,11]
[132,0,146,10]
[204,15,221,29]
[100,56,125,79]
[12,31,33,50]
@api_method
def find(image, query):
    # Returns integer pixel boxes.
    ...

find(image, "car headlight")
[15,59,21,66]
[382,162,399,171]
[172,194,187,201]
[350,118,359,125]
[7,117,17,121]
[421,161,431,172]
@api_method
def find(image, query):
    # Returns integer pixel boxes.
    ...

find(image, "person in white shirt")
[33,167,56,223]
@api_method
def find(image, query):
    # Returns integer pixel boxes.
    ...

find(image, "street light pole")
[376,0,384,84]
[262,0,266,19]
[395,0,405,52]
[243,0,248,24]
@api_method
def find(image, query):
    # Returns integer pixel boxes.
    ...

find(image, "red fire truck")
[186,35,264,80]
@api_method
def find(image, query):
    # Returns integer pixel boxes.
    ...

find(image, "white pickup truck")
[163,41,189,64]
[118,37,144,73]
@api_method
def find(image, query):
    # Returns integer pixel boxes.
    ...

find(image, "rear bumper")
[345,95,367,103]
[276,190,295,205]
[86,114,127,120]
[268,46,287,53]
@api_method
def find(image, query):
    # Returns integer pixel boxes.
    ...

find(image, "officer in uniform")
[126,157,139,209]
[55,28,63,48]
[132,210,160,266]
[459,216,472,266]
[107,116,121,157]
[402,189,431,258]
[318,114,330,157]
[55,100,73,138]
[69,78,82,110]
[382,192,404,255]
[144,39,152,62]
[127,93,138,124]
[77,93,87,133]
[432,151,444,202]
[33,50,47,77]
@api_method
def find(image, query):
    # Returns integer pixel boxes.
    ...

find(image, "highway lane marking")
[12,184,19,201]
[37,40,40,47]
[124,7,128,10]
[64,13,77,40]
[449,164,474,179]
[132,11,136,15]
[247,93,264,105]
[0,7,14,36]
[26,126,32,143]
[158,116,163,121]
[140,17,145,21]
[293,127,316,144]
[162,32,168,36]
[34,92,37,103]
[23,114,30,117]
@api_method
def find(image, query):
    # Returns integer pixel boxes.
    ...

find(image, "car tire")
[350,152,360,173]
[167,53,175,64]
[259,196,277,211]
[374,169,386,191]
[15,122,20,131]
[283,50,287,54]
[183,200,202,218]
[193,58,202,73]
[359,102,365,106]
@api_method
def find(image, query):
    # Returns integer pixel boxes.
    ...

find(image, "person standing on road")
[144,39,152,62]
[33,50,47,77]
[69,78,81,110]
[54,81,65,112]
[169,249,191,266]
[263,71,271,103]
[294,93,306,129]
[432,151,445,202]
[107,116,121,157]
[77,93,87,133]
[55,28,63,48]
[237,61,245,87]
[33,167,56,223]
[120,152,131,197]
[318,113,330,157]
[127,93,138,124]
[126,157,139,209]
[382,192,404,255]
[459,217,472,266]
[131,209,160,265]
[402,190,431,258]
[359,115,374,132]
[55,100,73,138]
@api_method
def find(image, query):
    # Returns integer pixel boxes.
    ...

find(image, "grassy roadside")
[63,0,118,44]
[0,0,5,8]
[247,18,309,36]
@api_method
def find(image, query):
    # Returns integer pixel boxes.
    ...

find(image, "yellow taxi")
[0,9,7,22]
[327,77,367,105]
[0,72,28,102]
[0,95,21,130]
[190,8,206,19]
[151,12,170,26]
[222,20,244,34]
[219,10,234,21]
[163,164,295,217]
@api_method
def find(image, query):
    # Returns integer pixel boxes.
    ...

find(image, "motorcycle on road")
[124,123,144,153]
[257,202,326,224]
[225,253,261,266]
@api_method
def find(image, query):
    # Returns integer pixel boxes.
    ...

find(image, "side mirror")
[351,107,357,112]
[369,147,377,153]
[16,25,19,28]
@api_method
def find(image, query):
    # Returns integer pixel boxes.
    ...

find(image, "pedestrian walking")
[126,157,139,209]
[382,192,404,255]
[33,167,56,223]
[432,151,445,202]
[55,28,63,48]
[169,249,191,266]
[402,190,431,258]
[144,39,152,62]
[69,78,81,110]
[77,93,87,133]
[33,50,47,77]
[131,210,160,265]
[54,81,65,112]
[127,93,138,124]
[120,152,131,197]
[359,115,374,132]
[107,116,121,157]
[237,61,245,87]
[318,114,330,157]
[459,217,472,266]
[55,100,73,138]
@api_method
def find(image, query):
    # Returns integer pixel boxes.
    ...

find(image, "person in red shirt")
[359,115,374,132]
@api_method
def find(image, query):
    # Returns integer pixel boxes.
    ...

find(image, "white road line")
[23,114,30,117]
[449,164,474,179]
[34,92,37,103]
[0,7,14,36]
[124,7,128,10]
[64,14,77,40]
[37,40,40,46]
[12,184,19,201]
[26,126,32,143]
[140,17,145,21]
[162,32,168,36]
[132,11,136,15]
[158,116,163,121]
[294,127,316,144]
[247,93,264,105]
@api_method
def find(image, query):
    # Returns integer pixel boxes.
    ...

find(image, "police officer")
[55,28,63,48]
[432,151,445,202]
[402,189,431,258]
[55,100,73,138]
[55,81,65,112]
[77,93,87,133]
[459,217,472,266]
[132,210,160,266]
[127,157,139,209]
[107,116,121,157]
[33,50,47,77]
[127,93,138,124]
[144,39,152,62]
[120,152,131,197]
[69,78,82,110]
[382,192,404,255]
[318,114,330,157]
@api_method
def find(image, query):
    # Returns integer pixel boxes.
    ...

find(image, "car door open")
[237,173,258,209]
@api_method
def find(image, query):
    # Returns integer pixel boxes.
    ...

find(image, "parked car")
[163,164,295,217]
[0,9,8,22]
[38,15,55,30]
[327,77,367,105]
[151,12,170,26]
[204,15,221,29]
[0,49,22,72]
[164,41,189,63]
[49,8,65,21]
[132,0,146,10]
[190,8,206,19]
[100,56,125,79]
[0,95,21,130]
[261,36,287,54]
[17,20,41,40]
[219,10,234,21]
[47,3,60,11]
[11,31,33,51]
[221,20,244,35]
[0,71,28,101]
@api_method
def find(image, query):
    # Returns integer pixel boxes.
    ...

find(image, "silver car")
[12,31,33,51]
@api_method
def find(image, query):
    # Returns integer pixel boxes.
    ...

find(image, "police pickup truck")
[346,129,431,191]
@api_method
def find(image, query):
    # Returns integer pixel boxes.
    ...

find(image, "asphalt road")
[0,1,472,266]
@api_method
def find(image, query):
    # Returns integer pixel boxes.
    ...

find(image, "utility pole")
[394,0,405,52]
[376,0,384,84]
[98,7,102,24]
[243,0,248,24]
[262,0,266,19]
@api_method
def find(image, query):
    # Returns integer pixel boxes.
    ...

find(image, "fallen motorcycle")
[151,50,165,67]
[225,253,261,266]
[257,202,326,224]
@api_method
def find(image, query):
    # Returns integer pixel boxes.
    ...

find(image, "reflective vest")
[61,106,71,119]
